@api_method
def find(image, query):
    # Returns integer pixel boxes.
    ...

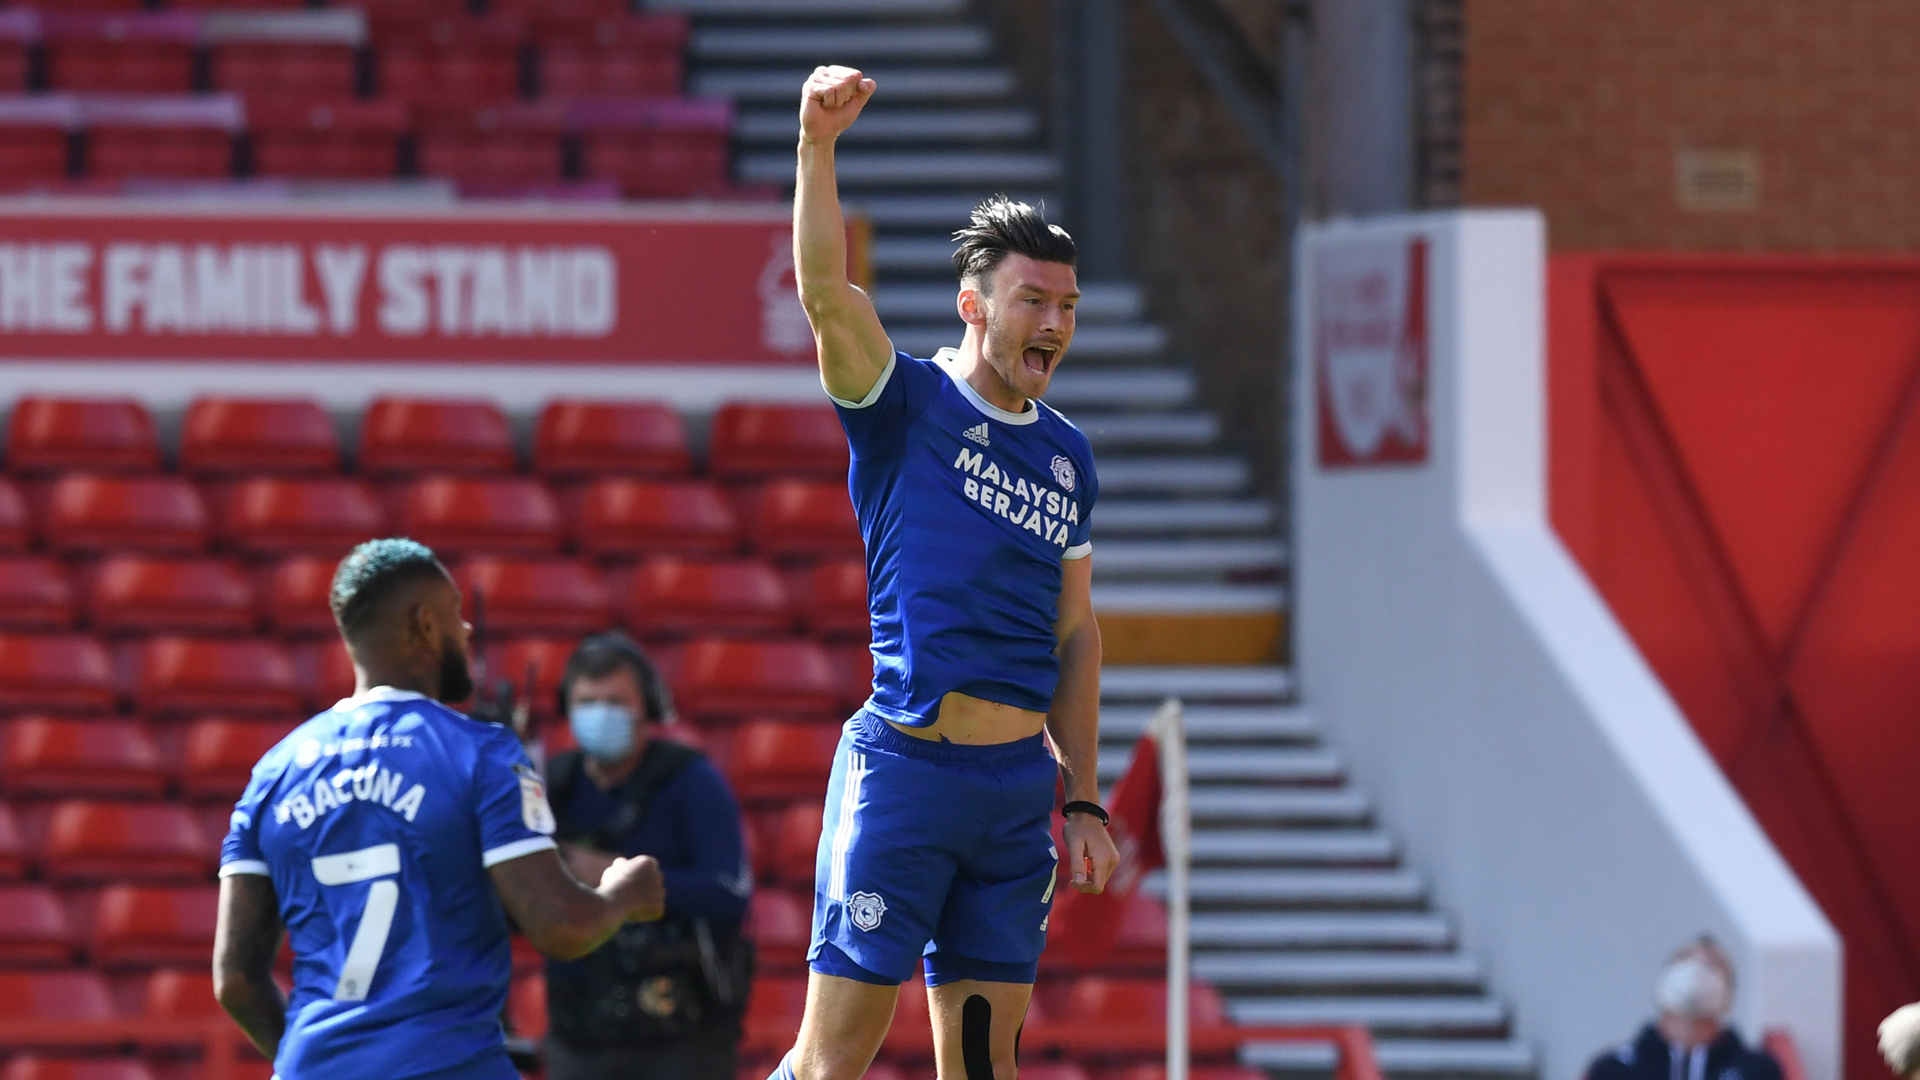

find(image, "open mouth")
[1022,345,1059,377]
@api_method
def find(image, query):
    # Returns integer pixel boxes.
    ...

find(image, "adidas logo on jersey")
[962,422,990,447]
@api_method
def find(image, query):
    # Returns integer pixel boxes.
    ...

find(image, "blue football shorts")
[809,708,1059,987]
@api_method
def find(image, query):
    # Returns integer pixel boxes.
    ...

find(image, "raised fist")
[600,854,665,922]
[800,65,876,143]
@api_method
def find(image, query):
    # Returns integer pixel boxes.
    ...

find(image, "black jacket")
[1588,1024,1784,1080]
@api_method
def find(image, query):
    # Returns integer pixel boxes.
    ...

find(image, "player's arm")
[212,874,288,1058]
[796,65,892,403]
[488,848,665,961]
[1047,553,1119,893]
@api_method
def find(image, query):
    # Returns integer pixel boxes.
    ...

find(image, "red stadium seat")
[7,397,158,473]
[0,557,76,630]
[508,972,546,1041]
[181,717,295,800]
[1055,977,1229,1032]
[248,97,408,180]
[483,637,573,719]
[535,400,692,478]
[87,556,257,636]
[0,1058,157,1080]
[43,800,212,882]
[0,970,114,1020]
[789,559,868,639]
[135,636,301,716]
[0,803,27,879]
[746,887,809,970]
[491,0,639,25]
[206,13,360,97]
[673,638,839,721]
[81,94,241,180]
[216,477,384,556]
[396,478,562,556]
[41,12,197,94]
[91,884,220,968]
[0,717,167,798]
[0,13,31,94]
[359,398,517,476]
[262,555,340,637]
[0,481,28,551]
[748,480,863,560]
[415,101,567,185]
[180,397,341,475]
[294,640,355,711]
[142,968,221,1019]
[0,887,76,965]
[707,403,848,480]
[373,14,526,106]
[621,557,792,638]
[0,96,73,182]
[571,479,741,559]
[1111,1066,1270,1080]
[531,15,687,98]
[43,475,209,554]
[881,976,934,1058]
[724,721,838,802]
[741,975,808,1056]
[767,799,822,887]
[0,635,118,713]
[456,557,611,636]
[572,97,732,200]
[1021,1068,1090,1080]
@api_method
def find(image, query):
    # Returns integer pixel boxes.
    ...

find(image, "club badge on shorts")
[1050,455,1076,492]
[848,890,887,932]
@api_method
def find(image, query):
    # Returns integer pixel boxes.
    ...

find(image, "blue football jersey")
[219,687,558,1080]
[830,348,1098,725]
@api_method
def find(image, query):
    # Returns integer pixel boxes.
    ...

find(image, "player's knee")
[791,1038,882,1080]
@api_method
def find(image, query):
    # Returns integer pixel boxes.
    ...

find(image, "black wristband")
[1061,800,1109,826]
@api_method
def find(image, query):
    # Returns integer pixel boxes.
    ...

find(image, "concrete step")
[1096,456,1251,495]
[850,193,1051,229]
[1091,583,1285,616]
[1043,367,1195,409]
[1089,538,1284,576]
[738,106,1038,144]
[1075,412,1222,448]
[1188,828,1395,866]
[1091,498,1277,536]
[1185,787,1368,826]
[1096,747,1340,785]
[1242,1037,1535,1075]
[650,0,967,13]
[692,25,993,63]
[888,320,1168,358]
[1197,911,1452,950]
[1150,868,1426,908]
[1096,703,1317,743]
[693,66,1016,103]
[1229,995,1506,1038]
[1194,950,1483,992]
[876,281,1145,322]
[1099,665,1292,702]
[741,149,1058,187]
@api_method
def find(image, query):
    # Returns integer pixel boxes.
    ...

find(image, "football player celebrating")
[766,65,1120,1080]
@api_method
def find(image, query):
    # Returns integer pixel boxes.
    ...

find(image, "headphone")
[555,630,676,725]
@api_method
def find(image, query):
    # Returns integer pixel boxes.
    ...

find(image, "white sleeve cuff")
[219,860,271,877]
[1063,542,1092,560]
[824,351,897,409]
[481,836,558,868]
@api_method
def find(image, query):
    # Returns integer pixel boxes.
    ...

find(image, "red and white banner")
[1315,235,1430,466]
[0,202,848,365]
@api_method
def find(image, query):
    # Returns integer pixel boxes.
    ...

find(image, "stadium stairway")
[647,1,1540,1077]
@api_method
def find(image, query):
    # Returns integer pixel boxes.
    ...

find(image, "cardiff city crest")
[847,891,887,932]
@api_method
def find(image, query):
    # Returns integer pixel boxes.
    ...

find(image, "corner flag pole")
[1155,697,1191,1080]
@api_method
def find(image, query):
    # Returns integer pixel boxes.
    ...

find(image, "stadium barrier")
[1293,211,1841,1080]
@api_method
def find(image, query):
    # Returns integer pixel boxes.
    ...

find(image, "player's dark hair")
[330,538,449,639]
[951,195,1076,292]
[557,630,675,723]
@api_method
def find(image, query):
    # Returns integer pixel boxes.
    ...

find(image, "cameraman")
[543,632,753,1080]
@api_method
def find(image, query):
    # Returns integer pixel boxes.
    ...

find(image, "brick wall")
[1463,0,1920,251]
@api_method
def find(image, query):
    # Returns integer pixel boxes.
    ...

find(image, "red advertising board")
[0,202,845,365]
[1314,236,1430,467]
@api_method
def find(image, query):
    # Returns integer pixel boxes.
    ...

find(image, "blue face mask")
[568,701,637,762]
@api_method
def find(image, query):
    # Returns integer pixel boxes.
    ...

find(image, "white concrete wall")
[1293,211,1840,1080]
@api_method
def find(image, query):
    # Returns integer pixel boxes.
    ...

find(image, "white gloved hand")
[1878,1002,1920,1077]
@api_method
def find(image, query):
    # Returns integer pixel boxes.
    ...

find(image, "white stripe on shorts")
[827,749,866,901]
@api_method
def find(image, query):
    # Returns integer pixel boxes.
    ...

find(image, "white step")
[693,25,992,62]
[1097,747,1338,784]
[1241,1037,1536,1075]
[875,281,1144,322]
[1100,665,1291,701]
[1092,498,1276,535]
[695,67,1016,103]
[1097,457,1250,495]
[888,323,1167,359]
[1195,951,1483,990]
[737,106,1038,144]
[1188,829,1395,865]
[1093,582,1282,619]
[1198,912,1452,950]
[1152,868,1426,907]
[1096,703,1316,742]
[1075,412,1221,448]
[740,149,1058,187]
[1091,538,1283,576]
[851,193,1050,229]
[1229,995,1505,1036]
[1187,788,1367,825]
[648,0,967,15]
[1044,367,1195,408]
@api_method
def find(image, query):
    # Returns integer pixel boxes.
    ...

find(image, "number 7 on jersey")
[312,842,402,1002]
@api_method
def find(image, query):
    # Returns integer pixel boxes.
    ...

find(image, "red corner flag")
[1045,729,1166,967]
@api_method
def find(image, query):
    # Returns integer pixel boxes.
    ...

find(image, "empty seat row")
[1,397,844,480]
[0,884,214,968]
[0,717,287,802]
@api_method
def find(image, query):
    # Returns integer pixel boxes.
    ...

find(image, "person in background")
[1587,938,1784,1080]
[541,631,755,1080]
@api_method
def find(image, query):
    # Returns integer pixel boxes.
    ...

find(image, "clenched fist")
[1881,1003,1920,1077]
[800,65,876,144]
[600,854,665,923]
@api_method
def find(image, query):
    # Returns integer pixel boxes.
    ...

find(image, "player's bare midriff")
[887,691,1048,745]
